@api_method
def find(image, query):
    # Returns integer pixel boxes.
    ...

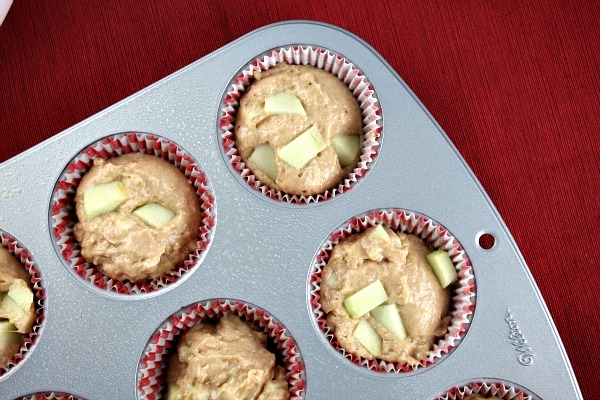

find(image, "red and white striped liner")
[18,393,84,400]
[437,381,533,400]
[137,299,306,399]
[50,133,216,295]
[0,231,45,379]
[309,209,476,373]
[220,45,382,204]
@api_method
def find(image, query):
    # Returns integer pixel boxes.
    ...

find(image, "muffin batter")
[167,315,289,400]
[320,226,451,364]
[235,63,363,196]
[464,396,502,400]
[74,153,201,282]
[0,246,35,368]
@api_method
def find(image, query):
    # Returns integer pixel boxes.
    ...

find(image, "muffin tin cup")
[17,393,85,400]
[220,45,382,204]
[437,381,535,400]
[309,209,475,373]
[49,132,216,296]
[137,298,306,400]
[0,231,45,379]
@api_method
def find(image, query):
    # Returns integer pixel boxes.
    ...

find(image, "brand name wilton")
[505,309,534,365]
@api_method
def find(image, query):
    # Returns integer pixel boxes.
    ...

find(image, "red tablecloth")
[0,1,597,398]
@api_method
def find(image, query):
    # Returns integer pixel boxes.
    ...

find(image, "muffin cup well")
[437,381,534,400]
[50,132,216,296]
[17,393,84,400]
[0,231,45,379]
[309,209,475,373]
[220,45,382,204]
[137,299,305,400]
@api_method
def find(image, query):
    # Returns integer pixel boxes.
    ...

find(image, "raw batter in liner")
[463,396,502,400]
[167,315,289,400]
[235,63,363,196]
[74,153,201,282]
[0,246,35,368]
[320,226,451,364]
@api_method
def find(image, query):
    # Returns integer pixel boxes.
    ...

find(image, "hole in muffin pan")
[308,209,476,375]
[478,232,496,250]
[48,132,216,298]
[0,229,45,381]
[136,299,306,400]
[435,379,541,400]
[16,392,86,400]
[218,44,383,206]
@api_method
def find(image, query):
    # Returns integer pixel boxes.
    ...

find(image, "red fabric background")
[0,0,598,397]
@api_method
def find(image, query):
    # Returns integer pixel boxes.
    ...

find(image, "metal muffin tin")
[0,21,582,399]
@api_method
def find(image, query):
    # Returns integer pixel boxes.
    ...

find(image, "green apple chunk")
[264,92,306,117]
[0,320,18,332]
[326,270,340,289]
[7,280,33,310]
[0,330,21,349]
[84,180,129,219]
[249,144,278,181]
[332,135,361,168]
[278,126,327,170]
[383,226,402,247]
[133,203,175,228]
[371,303,407,340]
[343,280,388,318]
[368,225,390,242]
[167,386,183,400]
[426,249,458,289]
[353,320,382,357]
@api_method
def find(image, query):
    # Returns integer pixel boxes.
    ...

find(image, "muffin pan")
[0,21,582,399]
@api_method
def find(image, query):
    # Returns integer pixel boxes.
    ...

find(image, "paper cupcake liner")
[17,393,84,400]
[0,231,45,379]
[137,299,306,400]
[49,132,216,296]
[437,381,534,400]
[220,45,382,204]
[309,209,475,373]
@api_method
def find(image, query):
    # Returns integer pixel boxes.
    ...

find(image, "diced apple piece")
[353,320,382,357]
[133,203,175,228]
[332,135,361,168]
[7,280,33,310]
[264,92,306,117]
[84,180,129,219]
[249,144,278,181]
[0,330,21,349]
[368,225,390,242]
[0,320,17,332]
[382,226,402,248]
[326,270,340,289]
[278,126,327,170]
[371,303,407,340]
[0,281,35,334]
[343,280,388,318]
[426,250,458,289]
[167,385,183,400]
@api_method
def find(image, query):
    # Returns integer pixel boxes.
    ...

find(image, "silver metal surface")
[0,21,582,399]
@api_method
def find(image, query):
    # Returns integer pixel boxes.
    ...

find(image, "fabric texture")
[0,1,598,398]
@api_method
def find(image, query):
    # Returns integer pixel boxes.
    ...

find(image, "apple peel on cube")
[371,303,407,340]
[353,320,383,357]
[332,135,361,168]
[83,180,129,219]
[264,92,306,117]
[278,126,327,170]
[426,249,458,289]
[368,225,390,242]
[249,144,278,181]
[343,280,388,319]
[133,203,175,229]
